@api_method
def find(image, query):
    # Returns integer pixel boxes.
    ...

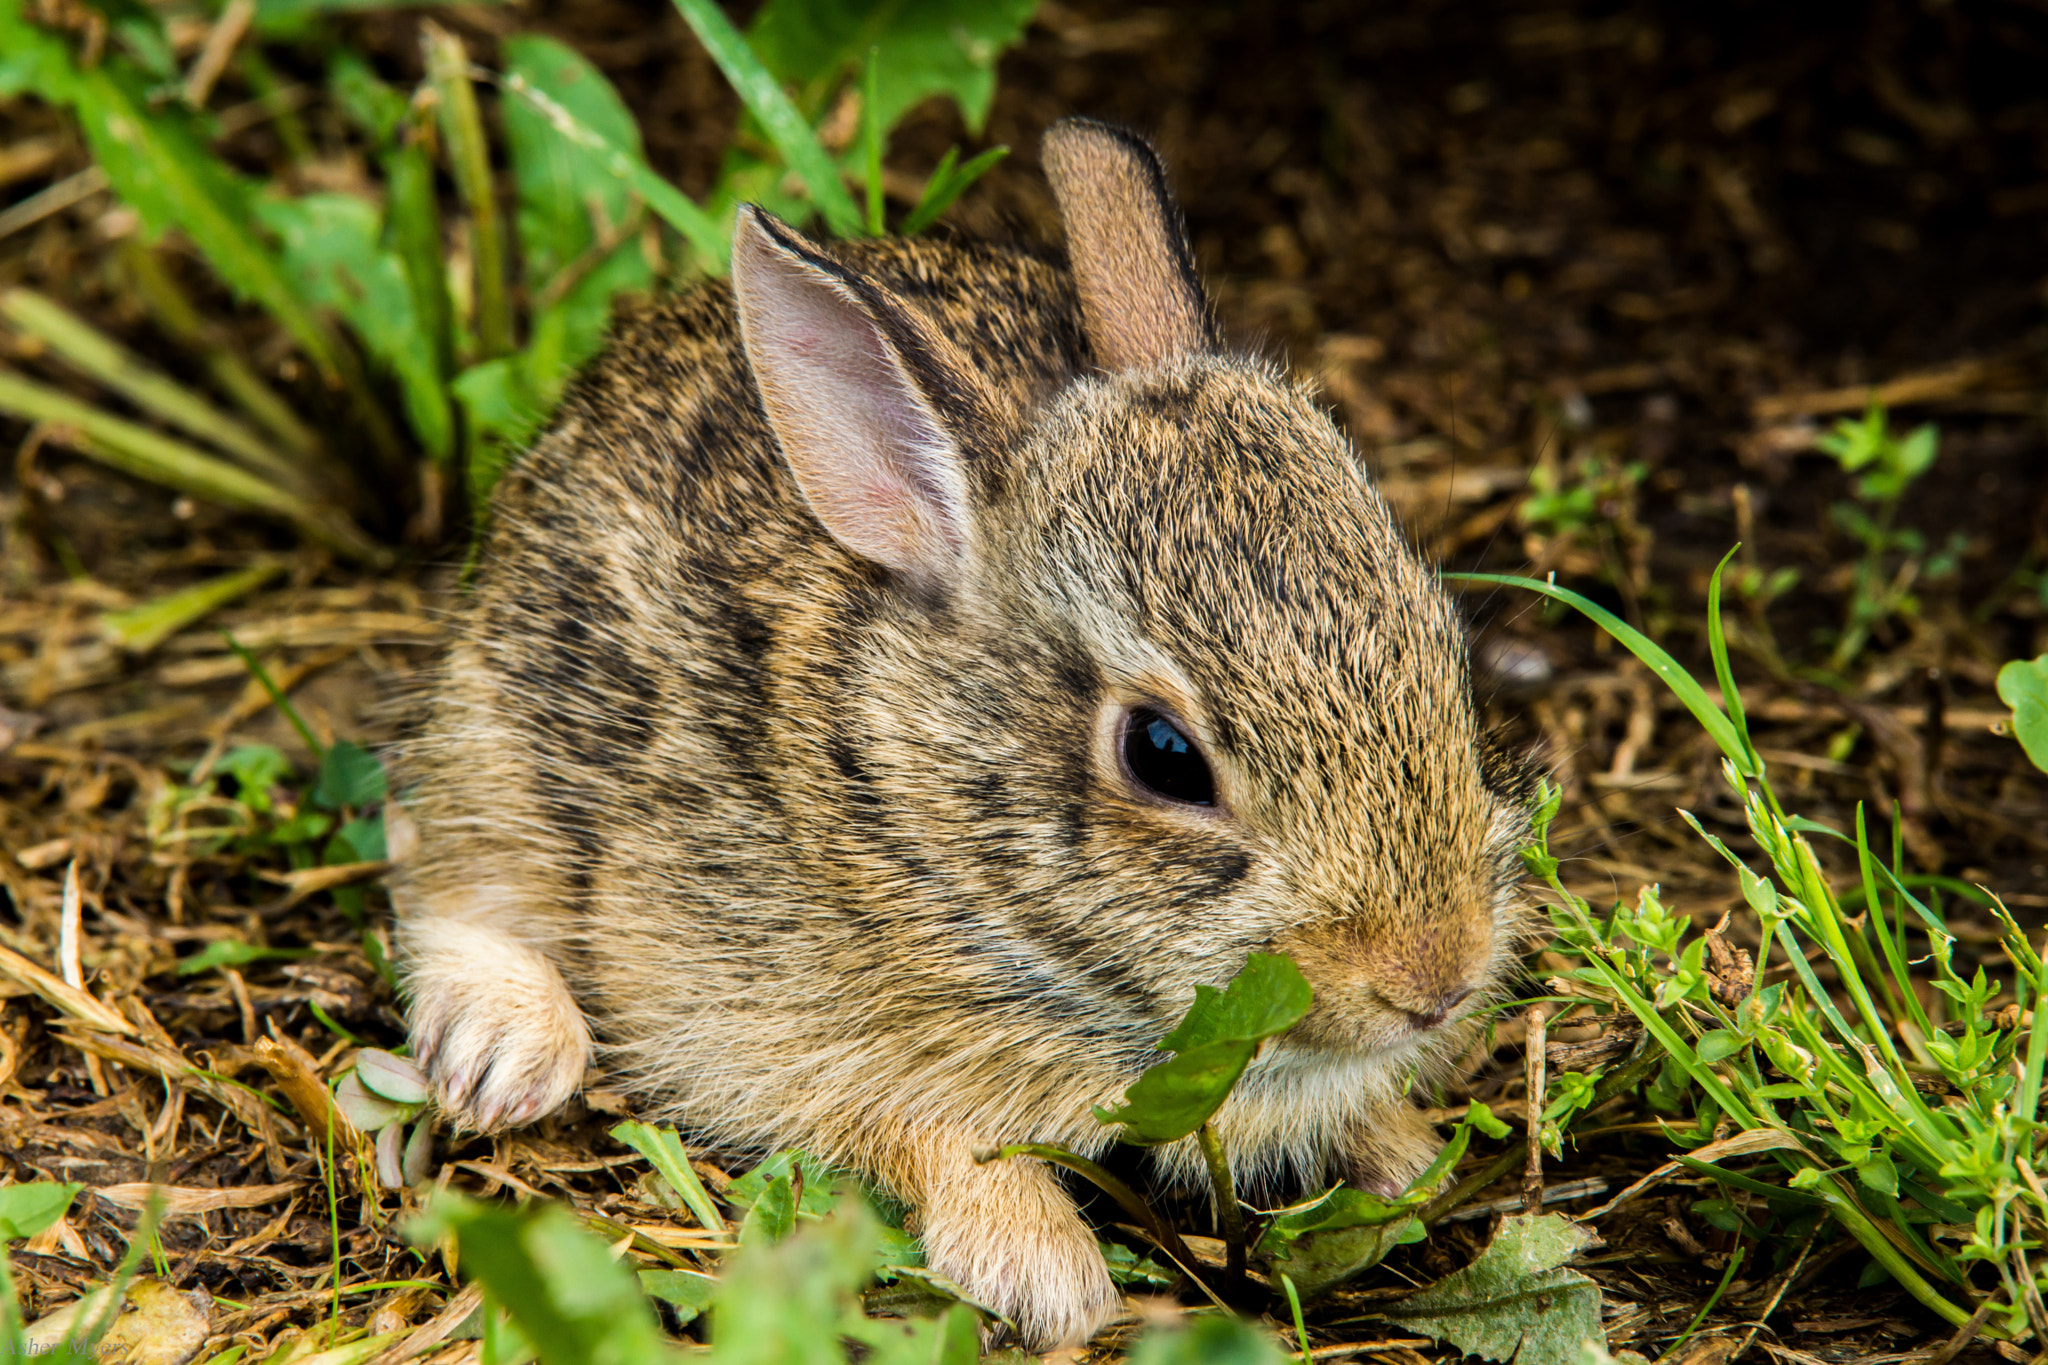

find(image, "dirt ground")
[1,0,2045,1359]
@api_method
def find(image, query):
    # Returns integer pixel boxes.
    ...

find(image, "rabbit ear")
[732,206,985,588]
[1042,118,1215,372]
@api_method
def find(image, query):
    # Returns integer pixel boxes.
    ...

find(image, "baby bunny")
[392,117,1534,1348]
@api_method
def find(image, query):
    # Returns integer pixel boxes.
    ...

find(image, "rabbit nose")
[1399,984,1475,1033]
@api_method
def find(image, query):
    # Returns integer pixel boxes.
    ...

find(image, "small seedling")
[1996,653,2048,774]
[1813,403,1962,674]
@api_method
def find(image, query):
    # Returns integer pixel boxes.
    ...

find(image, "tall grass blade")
[116,241,327,469]
[0,288,310,494]
[1706,547,1760,774]
[861,46,884,236]
[425,23,513,360]
[0,369,384,564]
[671,0,863,238]
[1447,570,1759,774]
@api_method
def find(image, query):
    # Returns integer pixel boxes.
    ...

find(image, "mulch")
[0,0,2043,1359]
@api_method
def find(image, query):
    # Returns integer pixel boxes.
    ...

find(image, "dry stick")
[1419,1041,1663,1228]
[181,0,256,107]
[1523,1003,1551,1214]
[1727,1230,1818,1365]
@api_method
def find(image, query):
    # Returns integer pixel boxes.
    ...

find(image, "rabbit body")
[393,121,1533,1348]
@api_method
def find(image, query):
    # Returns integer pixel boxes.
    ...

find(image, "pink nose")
[1401,984,1475,1032]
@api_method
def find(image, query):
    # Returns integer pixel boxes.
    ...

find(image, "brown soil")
[1,0,2044,1360]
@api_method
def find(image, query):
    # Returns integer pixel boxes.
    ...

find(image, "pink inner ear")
[731,211,970,586]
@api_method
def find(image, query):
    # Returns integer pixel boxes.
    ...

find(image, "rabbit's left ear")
[732,206,998,591]
[1043,118,1216,373]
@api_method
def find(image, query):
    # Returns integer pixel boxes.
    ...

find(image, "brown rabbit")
[391,118,1534,1348]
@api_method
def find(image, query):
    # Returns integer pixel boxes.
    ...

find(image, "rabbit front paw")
[401,917,590,1131]
[915,1148,1121,1350]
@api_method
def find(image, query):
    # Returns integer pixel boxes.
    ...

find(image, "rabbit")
[390,117,1536,1349]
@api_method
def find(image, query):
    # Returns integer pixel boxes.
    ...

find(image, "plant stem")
[426,23,512,361]
[1196,1122,1247,1285]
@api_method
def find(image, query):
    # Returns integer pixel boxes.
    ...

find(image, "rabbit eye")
[1121,708,1215,807]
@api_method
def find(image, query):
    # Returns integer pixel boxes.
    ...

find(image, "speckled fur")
[392,120,1534,1349]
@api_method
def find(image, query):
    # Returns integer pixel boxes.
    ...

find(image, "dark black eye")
[1121,708,1216,807]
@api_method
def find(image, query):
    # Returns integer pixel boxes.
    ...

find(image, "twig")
[0,167,109,243]
[182,0,256,108]
[1524,1002,1551,1214]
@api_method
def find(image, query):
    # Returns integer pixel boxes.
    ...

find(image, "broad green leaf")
[1997,655,2048,775]
[0,1183,81,1240]
[327,814,388,864]
[313,739,387,810]
[502,37,646,283]
[1160,952,1314,1054]
[727,1150,843,1220]
[747,0,1038,135]
[1256,1186,1425,1298]
[256,194,452,461]
[1094,952,1313,1145]
[739,1174,799,1248]
[711,1199,880,1361]
[218,744,292,809]
[1382,1214,1605,1365]
[638,1268,716,1326]
[407,1192,669,1364]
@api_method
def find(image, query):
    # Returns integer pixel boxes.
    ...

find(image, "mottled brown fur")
[392,119,1533,1348]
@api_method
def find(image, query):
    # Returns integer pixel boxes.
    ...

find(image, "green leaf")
[727,1150,845,1221]
[1695,1030,1746,1064]
[1095,952,1313,1145]
[672,0,864,237]
[0,1182,81,1240]
[637,1268,716,1326]
[1382,1214,1606,1365]
[355,1049,430,1105]
[739,1173,798,1248]
[610,1121,727,1235]
[176,940,317,977]
[407,1192,669,1364]
[746,0,1038,136]
[897,144,1009,236]
[1256,1186,1425,1298]
[711,1199,890,1360]
[313,739,387,810]
[327,814,388,864]
[501,37,647,285]
[1997,655,2048,775]
[255,194,453,462]
[1122,1312,1289,1365]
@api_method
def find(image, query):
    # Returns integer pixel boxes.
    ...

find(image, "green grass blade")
[861,46,884,235]
[100,561,284,654]
[900,146,1008,236]
[671,0,863,238]
[116,241,327,469]
[59,61,343,383]
[0,368,384,563]
[425,23,512,361]
[1446,570,1759,775]
[0,289,309,492]
[1706,546,1760,773]
[2022,947,2048,1128]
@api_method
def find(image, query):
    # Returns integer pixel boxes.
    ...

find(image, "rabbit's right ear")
[732,207,995,591]
[1042,118,1216,372]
